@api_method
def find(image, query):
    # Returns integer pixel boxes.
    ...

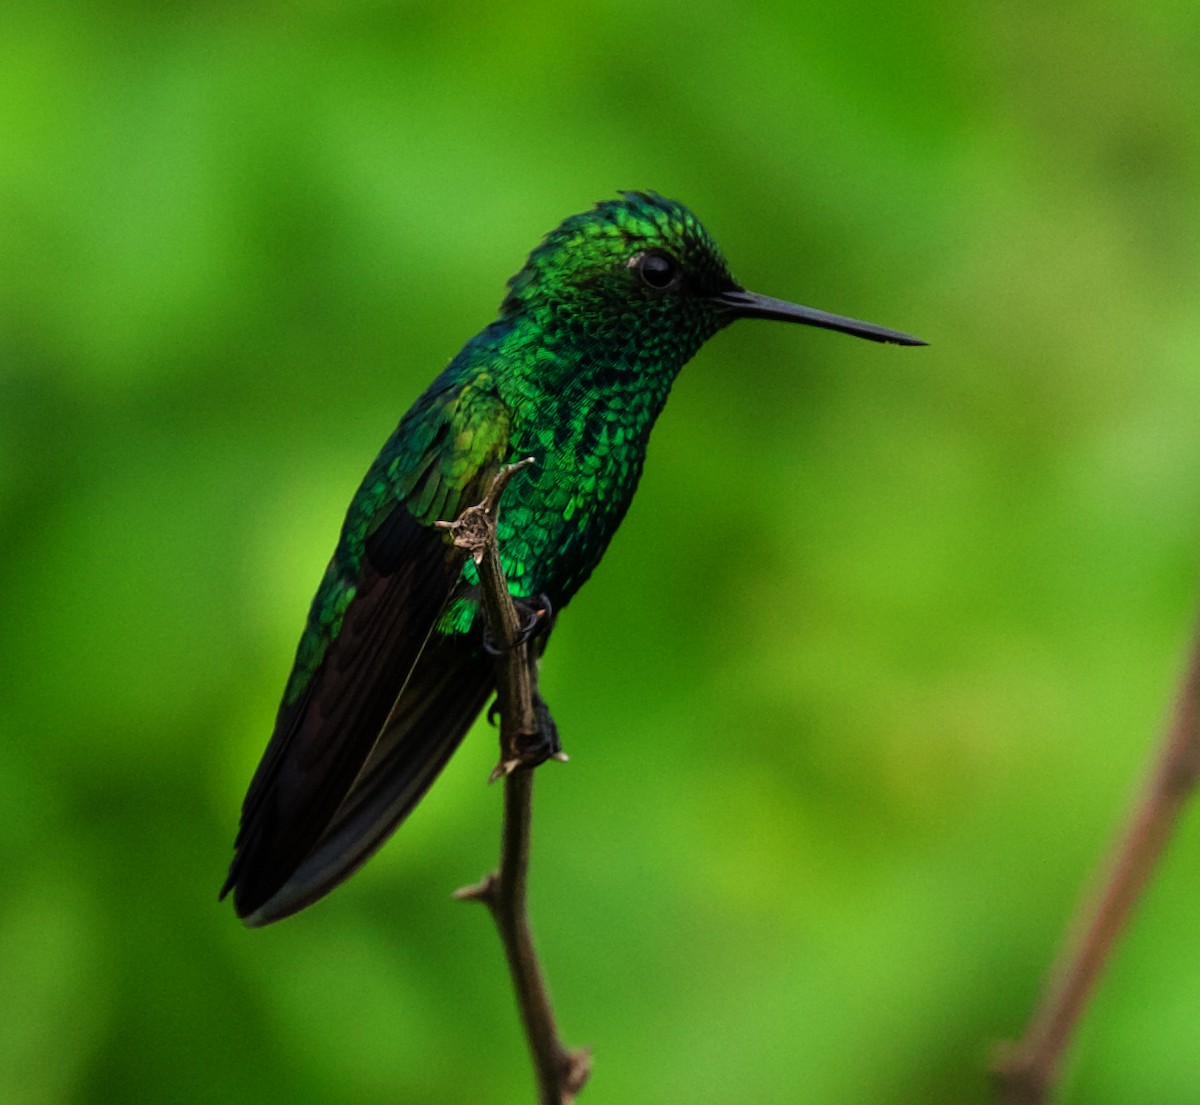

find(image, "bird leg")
[487,660,562,775]
[516,673,563,770]
[481,592,555,656]
[482,591,561,770]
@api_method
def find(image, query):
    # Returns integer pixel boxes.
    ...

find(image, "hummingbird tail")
[236,634,493,926]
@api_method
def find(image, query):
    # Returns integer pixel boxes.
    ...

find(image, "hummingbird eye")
[630,250,681,291]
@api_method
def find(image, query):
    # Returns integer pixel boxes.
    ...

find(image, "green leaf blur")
[3,2,1200,1102]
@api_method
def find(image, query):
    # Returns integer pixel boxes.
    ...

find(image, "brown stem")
[456,771,592,1104]
[992,624,1200,1104]
[440,460,592,1105]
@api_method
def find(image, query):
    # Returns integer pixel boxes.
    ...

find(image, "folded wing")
[222,371,512,923]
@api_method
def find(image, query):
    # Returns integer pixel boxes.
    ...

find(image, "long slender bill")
[717,288,926,346]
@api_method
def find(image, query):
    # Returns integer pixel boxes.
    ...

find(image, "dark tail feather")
[239,635,493,926]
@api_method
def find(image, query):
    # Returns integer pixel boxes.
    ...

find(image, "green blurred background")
[4,1,1200,1102]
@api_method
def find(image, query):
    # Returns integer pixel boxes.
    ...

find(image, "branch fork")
[438,459,592,1105]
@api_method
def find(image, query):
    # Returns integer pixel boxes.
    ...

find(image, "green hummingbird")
[222,191,924,925]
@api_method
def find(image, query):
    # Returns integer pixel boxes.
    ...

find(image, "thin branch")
[438,460,592,1105]
[992,622,1200,1104]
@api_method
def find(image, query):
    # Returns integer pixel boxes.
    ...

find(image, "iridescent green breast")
[478,289,728,607]
[494,374,667,603]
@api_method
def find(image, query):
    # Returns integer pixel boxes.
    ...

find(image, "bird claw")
[524,691,562,763]
[489,691,563,779]
[480,593,555,656]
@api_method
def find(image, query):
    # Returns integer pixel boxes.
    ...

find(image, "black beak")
[716,288,926,346]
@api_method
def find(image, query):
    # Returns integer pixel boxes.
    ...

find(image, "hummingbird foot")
[529,690,562,761]
[480,592,555,656]
[489,687,565,780]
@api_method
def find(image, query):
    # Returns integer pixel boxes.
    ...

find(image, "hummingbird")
[222,191,924,925]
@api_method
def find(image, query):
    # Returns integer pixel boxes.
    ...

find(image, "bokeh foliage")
[4,1,1200,1102]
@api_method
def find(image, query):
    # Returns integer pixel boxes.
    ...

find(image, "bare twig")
[439,459,592,1105]
[992,624,1200,1104]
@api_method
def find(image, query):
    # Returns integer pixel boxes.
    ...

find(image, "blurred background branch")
[993,622,1200,1104]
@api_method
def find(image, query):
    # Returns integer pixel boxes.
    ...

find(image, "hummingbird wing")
[222,372,512,923]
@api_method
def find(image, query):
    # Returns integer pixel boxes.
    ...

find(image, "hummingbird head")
[500,192,735,346]
[500,191,925,351]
